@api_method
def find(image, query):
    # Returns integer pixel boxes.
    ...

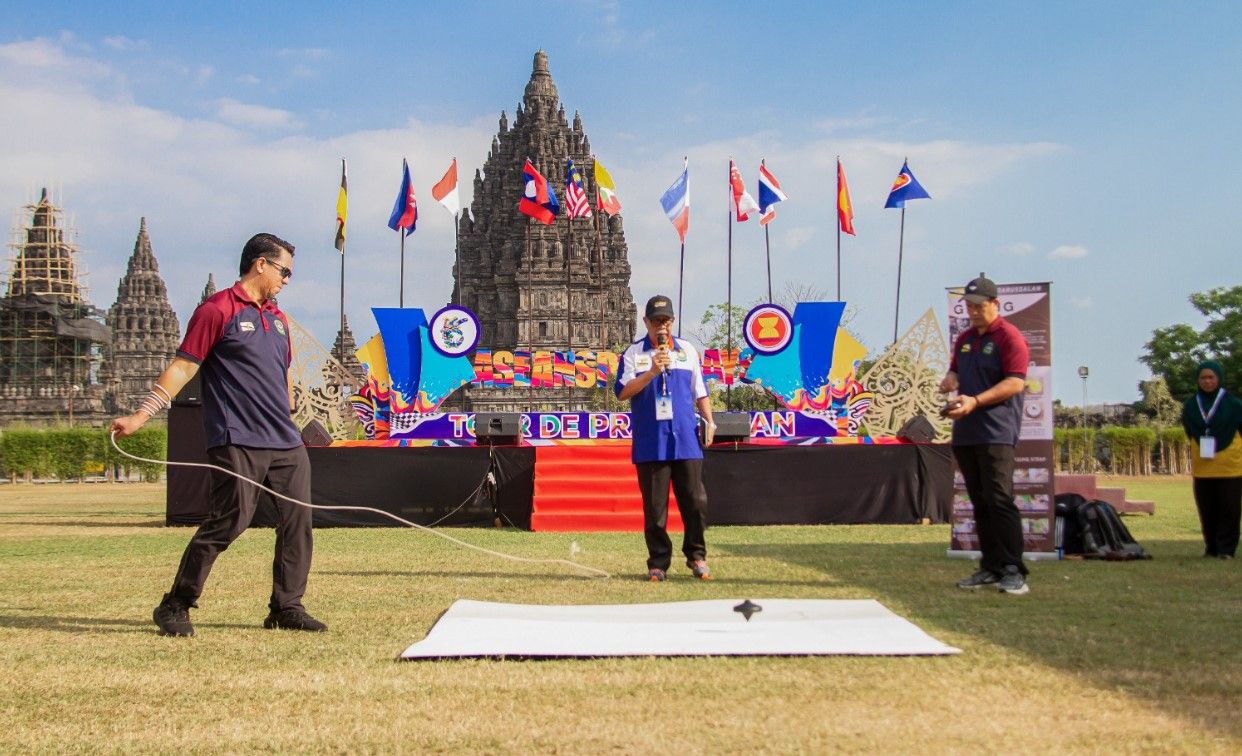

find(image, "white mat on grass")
[400,598,960,659]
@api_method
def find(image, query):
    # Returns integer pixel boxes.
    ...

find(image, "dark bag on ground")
[1054,493,1152,560]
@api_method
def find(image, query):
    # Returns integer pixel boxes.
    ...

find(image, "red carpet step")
[530,444,683,532]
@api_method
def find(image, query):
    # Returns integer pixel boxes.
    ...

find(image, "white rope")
[110,431,610,579]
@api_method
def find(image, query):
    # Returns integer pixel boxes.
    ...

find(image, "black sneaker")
[956,569,999,589]
[996,566,1030,595]
[153,600,194,637]
[263,608,327,632]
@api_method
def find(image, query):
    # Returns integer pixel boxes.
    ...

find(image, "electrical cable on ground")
[110,431,610,579]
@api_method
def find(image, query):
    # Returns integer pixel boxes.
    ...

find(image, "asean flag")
[884,159,931,209]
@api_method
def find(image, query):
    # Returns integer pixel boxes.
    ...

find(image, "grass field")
[1,476,1239,753]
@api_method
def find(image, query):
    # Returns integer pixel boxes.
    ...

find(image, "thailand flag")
[387,158,417,235]
[756,163,788,227]
[519,159,560,225]
[659,163,690,243]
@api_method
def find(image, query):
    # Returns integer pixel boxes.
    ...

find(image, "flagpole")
[725,158,733,411]
[566,209,574,408]
[836,156,842,301]
[399,232,406,308]
[762,158,772,303]
[592,189,608,411]
[894,206,905,345]
[339,238,346,368]
[526,216,533,413]
[677,242,686,338]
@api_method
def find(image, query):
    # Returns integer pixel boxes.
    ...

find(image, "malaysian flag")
[564,158,593,219]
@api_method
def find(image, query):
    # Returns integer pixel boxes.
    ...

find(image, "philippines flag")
[884,159,931,209]
[519,159,560,225]
[659,162,690,243]
[730,160,760,222]
[756,163,788,227]
[564,158,593,219]
[387,158,417,235]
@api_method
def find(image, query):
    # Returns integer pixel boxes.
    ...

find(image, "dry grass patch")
[1,477,1239,752]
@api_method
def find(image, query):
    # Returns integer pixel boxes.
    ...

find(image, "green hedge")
[0,426,166,482]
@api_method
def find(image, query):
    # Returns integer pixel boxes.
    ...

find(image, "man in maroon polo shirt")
[111,233,326,636]
[939,273,1031,595]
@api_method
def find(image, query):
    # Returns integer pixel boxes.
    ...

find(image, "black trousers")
[953,444,1026,575]
[635,459,708,571]
[167,445,313,612]
[1193,476,1242,557]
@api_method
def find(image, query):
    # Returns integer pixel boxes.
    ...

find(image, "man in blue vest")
[940,273,1031,595]
[616,295,716,582]
[111,233,326,635]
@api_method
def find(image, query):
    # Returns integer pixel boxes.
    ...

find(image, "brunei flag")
[334,158,348,252]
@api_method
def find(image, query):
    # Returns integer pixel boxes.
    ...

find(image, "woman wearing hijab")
[1181,359,1242,559]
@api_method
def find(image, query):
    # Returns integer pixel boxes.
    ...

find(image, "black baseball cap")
[961,273,998,304]
[644,295,675,320]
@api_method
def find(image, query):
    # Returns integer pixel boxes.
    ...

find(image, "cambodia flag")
[659,163,690,243]
[387,158,417,235]
[519,159,560,225]
[756,163,788,227]
[884,159,931,209]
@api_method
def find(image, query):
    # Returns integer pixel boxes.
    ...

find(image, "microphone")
[656,332,671,373]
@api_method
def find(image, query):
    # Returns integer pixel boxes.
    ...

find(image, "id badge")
[1200,435,1216,459]
[655,396,674,421]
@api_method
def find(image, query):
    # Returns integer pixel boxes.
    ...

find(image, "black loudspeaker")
[474,412,522,445]
[301,419,334,447]
[173,371,203,405]
[712,412,752,444]
[897,414,936,444]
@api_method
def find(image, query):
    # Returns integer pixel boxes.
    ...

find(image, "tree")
[1140,285,1242,401]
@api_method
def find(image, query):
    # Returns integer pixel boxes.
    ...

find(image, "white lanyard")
[1197,389,1225,429]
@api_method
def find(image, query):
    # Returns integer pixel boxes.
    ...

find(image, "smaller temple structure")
[99,218,181,414]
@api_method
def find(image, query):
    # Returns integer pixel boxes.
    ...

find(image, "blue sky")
[1,1,1238,404]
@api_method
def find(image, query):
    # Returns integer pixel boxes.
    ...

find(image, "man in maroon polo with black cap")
[112,233,326,635]
[939,273,1031,595]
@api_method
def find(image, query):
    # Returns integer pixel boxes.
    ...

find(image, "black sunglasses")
[263,258,292,280]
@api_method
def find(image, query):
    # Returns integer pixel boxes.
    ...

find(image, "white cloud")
[237,73,261,85]
[782,226,816,250]
[103,36,145,51]
[0,37,109,76]
[1049,244,1089,259]
[215,98,300,129]
[1070,296,1094,309]
[277,47,331,60]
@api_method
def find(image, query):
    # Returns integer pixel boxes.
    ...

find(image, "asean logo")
[429,305,480,357]
[743,304,793,355]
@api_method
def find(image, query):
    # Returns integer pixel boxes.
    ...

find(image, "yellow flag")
[594,159,622,216]
[334,158,348,253]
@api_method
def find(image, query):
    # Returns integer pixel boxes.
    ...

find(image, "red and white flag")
[431,158,460,216]
[564,158,593,219]
[730,160,760,222]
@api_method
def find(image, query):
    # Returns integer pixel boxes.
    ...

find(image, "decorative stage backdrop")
[341,300,930,442]
[945,282,1055,557]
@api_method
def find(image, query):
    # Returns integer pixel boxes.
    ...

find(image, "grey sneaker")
[687,560,712,580]
[646,568,667,582]
[956,569,999,589]
[153,600,194,637]
[263,608,327,632]
[996,566,1030,595]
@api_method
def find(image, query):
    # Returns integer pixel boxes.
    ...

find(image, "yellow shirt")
[1192,434,1242,478]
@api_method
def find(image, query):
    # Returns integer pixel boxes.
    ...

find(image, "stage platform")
[166,406,952,530]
